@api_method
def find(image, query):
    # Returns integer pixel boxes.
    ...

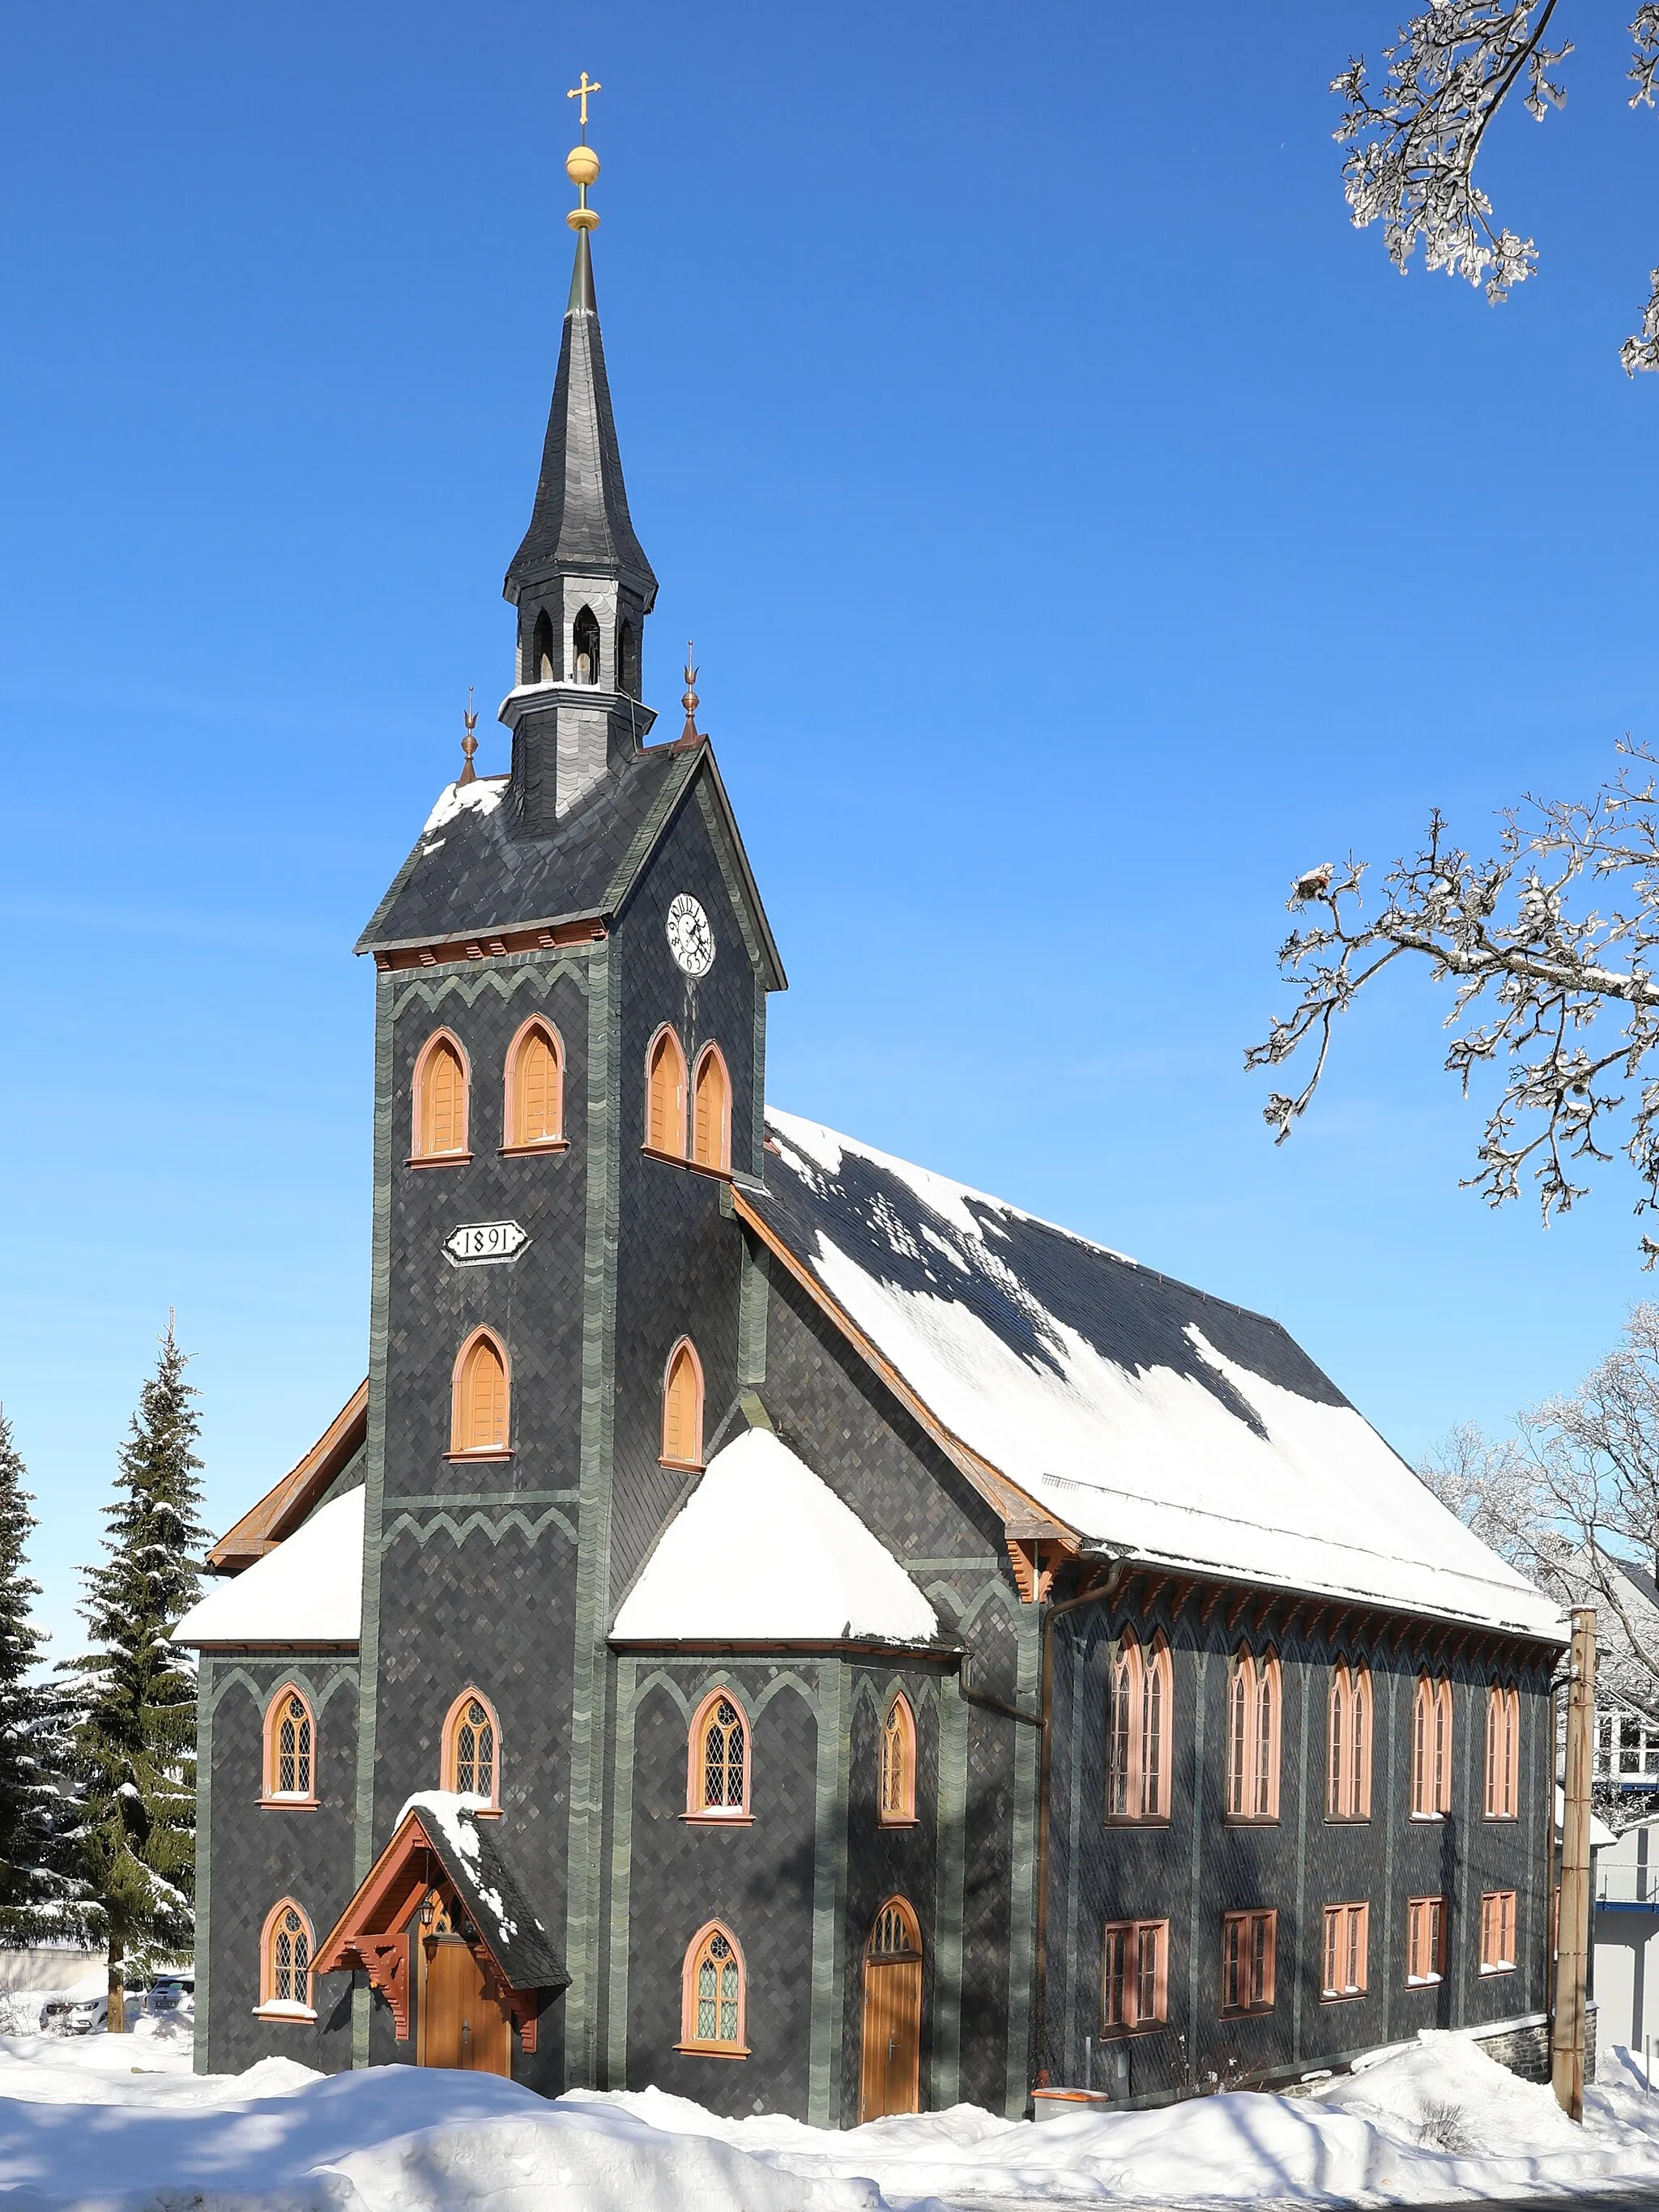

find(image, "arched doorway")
[859,1896,923,2120]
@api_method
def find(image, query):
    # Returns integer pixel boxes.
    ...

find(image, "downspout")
[1034,1553,1124,2090]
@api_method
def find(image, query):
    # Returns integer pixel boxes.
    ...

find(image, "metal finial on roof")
[458,688,479,785]
[680,644,702,743]
[565,74,602,233]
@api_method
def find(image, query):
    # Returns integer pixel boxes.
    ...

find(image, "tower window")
[262,1686,316,1805]
[618,616,640,697]
[450,1329,510,1456]
[661,1338,705,1468]
[505,1019,564,1149]
[532,607,556,684]
[258,1899,315,2018]
[573,604,600,685]
[441,1688,501,1809]
[412,1032,469,1162]
[646,1027,689,1157]
[692,1045,731,1172]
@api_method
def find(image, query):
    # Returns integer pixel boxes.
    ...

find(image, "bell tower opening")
[531,608,556,684]
[618,616,640,697]
[573,605,600,686]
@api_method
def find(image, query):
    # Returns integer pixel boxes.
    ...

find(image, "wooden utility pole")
[1551,1605,1596,2122]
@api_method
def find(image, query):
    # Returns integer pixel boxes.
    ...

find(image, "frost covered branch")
[1334,5,1659,365]
[1247,746,1659,1253]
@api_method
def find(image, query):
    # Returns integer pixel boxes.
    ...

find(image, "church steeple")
[501,88,659,832]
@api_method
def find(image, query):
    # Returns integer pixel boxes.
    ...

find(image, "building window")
[1479,1889,1517,1974]
[1320,1902,1369,2000]
[450,1330,510,1456]
[1326,1661,1371,1821]
[1406,1895,1447,1985]
[1102,1918,1167,2035]
[1484,1684,1520,1819]
[692,1045,731,1172]
[1107,1633,1173,1822]
[1220,1908,1276,2015]
[505,1019,564,1149]
[646,1027,689,1157]
[572,603,601,685]
[258,1898,315,2018]
[687,1687,750,1818]
[660,1339,705,1468]
[441,1689,501,1809]
[881,1694,917,1825]
[1225,1650,1281,1822]
[679,1921,748,2054]
[531,607,555,682]
[262,1686,316,1805]
[1411,1674,1454,1817]
[1596,1707,1659,1788]
[412,1032,469,1161]
[618,616,641,697]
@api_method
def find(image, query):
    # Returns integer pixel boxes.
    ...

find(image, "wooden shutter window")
[510,1025,562,1148]
[647,1029,688,1157]
[453,1334,509,1455]
[661,1340,703,1468]
[692,1046,731,1171]
[416,1036,468,1158]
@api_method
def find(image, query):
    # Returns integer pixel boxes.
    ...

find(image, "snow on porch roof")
[612,1427,942,1646]
[747,1109,1564,1642]
[173,1486,364,1648]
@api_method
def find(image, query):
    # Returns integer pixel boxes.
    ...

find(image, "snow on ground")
[5,2026,1659,2210]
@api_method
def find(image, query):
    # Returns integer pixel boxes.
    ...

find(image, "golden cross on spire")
[567,71,601,136]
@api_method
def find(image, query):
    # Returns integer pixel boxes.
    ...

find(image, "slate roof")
[743,1110,1564,1641]
[399,1795,569,1994]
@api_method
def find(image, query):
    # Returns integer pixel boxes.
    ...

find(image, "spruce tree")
[0,1408,79,1944]
[63,1320,206,2029]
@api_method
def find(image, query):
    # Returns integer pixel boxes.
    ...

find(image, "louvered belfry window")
[647,1029,687,1157]
[416,1035,467,1157]
[454,1333,508,1455]
[661,1340,703,1468]
[692,1046,730,1171]
[511,1024,561,1147]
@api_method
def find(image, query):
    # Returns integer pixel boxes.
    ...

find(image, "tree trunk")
[106,1937,126,2035]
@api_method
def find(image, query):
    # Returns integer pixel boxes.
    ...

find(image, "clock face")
[666,893,715,978]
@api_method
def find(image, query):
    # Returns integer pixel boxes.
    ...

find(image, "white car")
[143,1971,193,2021]
[39,1975,109,2035]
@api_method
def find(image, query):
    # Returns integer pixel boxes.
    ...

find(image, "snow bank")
[174,1488,364,1647]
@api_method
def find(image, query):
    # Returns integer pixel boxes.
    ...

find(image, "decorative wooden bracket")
[506,1991,539,2052]
[356,1937,412,2040]
[1004,1537,1055,1605]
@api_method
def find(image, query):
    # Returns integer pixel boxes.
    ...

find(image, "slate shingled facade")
[177,214,1565,2121]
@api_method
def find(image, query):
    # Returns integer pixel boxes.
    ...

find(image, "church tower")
[500,109,659,829]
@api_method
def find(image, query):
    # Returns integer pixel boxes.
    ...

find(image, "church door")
[419,1937,511,2075]
[859,1898,923,2120]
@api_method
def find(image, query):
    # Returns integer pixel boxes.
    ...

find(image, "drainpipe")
[1033,1553,1124,2092]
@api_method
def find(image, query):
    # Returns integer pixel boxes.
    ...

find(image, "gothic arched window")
[258,1898,314,2016]
[692,1045,731,1172]
[646,1027,688,1157]
[679,1921,747,2053]
[412,1031,469,1161]
[660,1339,705,1468]
[573,604,600,685]
[451,1329,510,1457]
[1485,1682,1520,1818]
[262,1685,316,1805]
[687,1687,750,1817]
[1106,1634,1171,1822]
[880,1694,917,1825]
[1412,1673,1455,1816]
[531,607,556,683]
[618,616,640,697]
[1225,1648,1281,1822]
[441,1688,501,1809]
[505,1018,564,1149]
[1327,1661,1372,1821]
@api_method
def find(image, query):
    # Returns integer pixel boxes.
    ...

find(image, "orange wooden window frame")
[1484,1683,1520,1819]
[880,1694,918,1825]
[262,1683,318,1806]
[1326,1661,1373,1821]
[450,1328,510,1458]
[1106,1633,1173,1823]
[258,1896,316,2014]
[1219,1907,1277,2016]
[660,1338,705,1470]
[1405,1894,1447,1985]
[1225,1649,1281,1822]
[1102,1916,1168,2035]
[1320,1900,1370,2000]
[412,1029,470,1160]
[646,1025,689,1158]
[504,1017,565,1149]
[1479,1888,1517,1973]
[685,1686,752,1819]
[440,1686,502,1809]
[678,1920,748,2055]
[1412,1674,1455,1817]
[691,1043,731,1172]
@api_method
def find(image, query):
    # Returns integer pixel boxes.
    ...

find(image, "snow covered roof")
[744,1110,1564,1641]
[392,1794,567,1994]
[612,1428,943,1646]
[173,1488,364,1649]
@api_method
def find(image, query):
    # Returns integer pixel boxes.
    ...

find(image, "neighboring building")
[174,160,1567,2120]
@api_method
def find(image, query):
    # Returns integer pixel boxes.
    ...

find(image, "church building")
[176,119,1566,2124]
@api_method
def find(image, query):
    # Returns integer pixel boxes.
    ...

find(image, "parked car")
[143,1971,193,2021]
[39,1975,109,2035]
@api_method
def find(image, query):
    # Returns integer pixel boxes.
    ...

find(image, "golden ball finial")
[566,143,600,190]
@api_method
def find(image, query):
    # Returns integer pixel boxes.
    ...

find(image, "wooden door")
[419,1937,511,2075]
[859,1898,923,2120]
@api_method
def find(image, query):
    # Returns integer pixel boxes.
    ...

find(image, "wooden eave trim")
[371,916,608,973]
[732,1190,1076,1551]
[313,1811,539,1995]
[207,1380,370,1571]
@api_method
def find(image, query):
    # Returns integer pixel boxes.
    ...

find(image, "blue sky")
[3,2,1658,1656]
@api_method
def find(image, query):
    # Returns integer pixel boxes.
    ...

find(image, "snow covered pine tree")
[62,1322,205,2030]
[0,1407,79,1945]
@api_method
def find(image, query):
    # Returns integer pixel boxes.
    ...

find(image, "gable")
[207,1381,369,1572]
